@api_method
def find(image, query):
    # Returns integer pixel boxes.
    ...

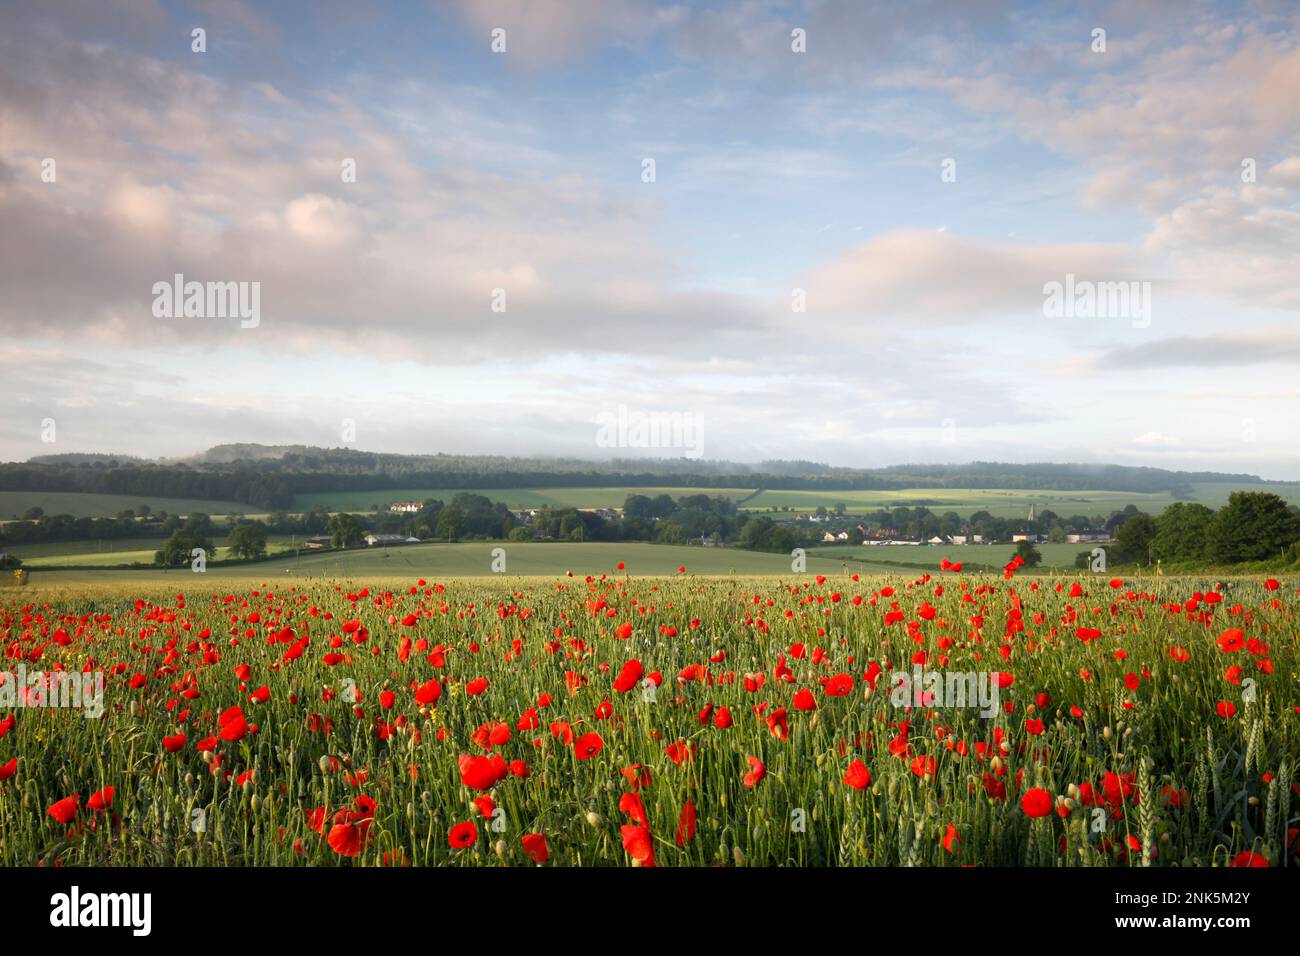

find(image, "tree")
[155,529,215,567]
[623,495,654,520]
[328,513,364,549]
[227,523,268,560]
[436,507,465,542]
[1152,502,1214,563]
[1115,513,1157,565]
[1207,492,1300,564]
[1014,540,1042,566]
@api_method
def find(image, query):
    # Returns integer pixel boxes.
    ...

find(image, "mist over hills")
[12,442,1288,515]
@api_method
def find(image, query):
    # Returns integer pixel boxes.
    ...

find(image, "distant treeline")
[1,450,1279,512]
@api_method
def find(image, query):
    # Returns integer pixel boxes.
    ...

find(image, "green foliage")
[1152,502,1214,562]
[1115,513,1157,565]
[1014,540,1042,566]
[154,529,215,567]
[1207,493,1300,564]
[435,507,465,542]
[327,513,364,549]
[226,523,268,560]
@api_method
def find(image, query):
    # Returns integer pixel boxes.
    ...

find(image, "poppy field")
[1,567,1295,868]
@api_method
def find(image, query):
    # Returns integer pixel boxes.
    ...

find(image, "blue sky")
[2,0,1298,476]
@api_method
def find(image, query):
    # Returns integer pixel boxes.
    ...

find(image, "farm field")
[21,542,877,585]
[740,485,1300,518]
[0,569,1293,868]
[289,487,758,513]
[11,535,300,568]
[0,491,254,521]
[815,542,1095,570]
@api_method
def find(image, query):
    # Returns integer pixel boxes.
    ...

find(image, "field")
[742,483,1300,518]
[1,563,1294,868]
[815,542,1093,571]
[0,491,254,520]
[7,481,1299,525]
[22,541,873,583]
[289,487,758,513]
[11,535,299,568]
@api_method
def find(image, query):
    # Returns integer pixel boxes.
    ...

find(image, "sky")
[1,0,1298,476]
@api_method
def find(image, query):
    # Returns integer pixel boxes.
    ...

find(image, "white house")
[388,501,422,514]
[364,533,418,546]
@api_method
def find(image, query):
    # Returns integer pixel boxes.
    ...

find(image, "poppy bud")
[733,845,745,866]
[318,755,331,773]
[250,795,261,813]
[1103,726,1112,740]
[585,810,602,827]
[495,840,507,859]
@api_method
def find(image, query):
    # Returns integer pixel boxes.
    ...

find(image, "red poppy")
[843,759,872,790]
[47,795,80,824]
[415,679,442,706]
[86,787,114,812]
[574,732,603,760]
[676,798,696,845]
[449,820,479,849]
[620,824,656,866]
[942,824,960,853]
[327,821,369,857]
[521,833,549,863]
[1021,787,1053,818]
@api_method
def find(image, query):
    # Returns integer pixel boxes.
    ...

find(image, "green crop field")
[743,484,1300,518]
[1,567,1293,870]
[11,535,300,568]
[813,542,1097,570]
[743,487,1187,518]
[289,487,758,513]
[0,491,254,521]
[20,541,899,586]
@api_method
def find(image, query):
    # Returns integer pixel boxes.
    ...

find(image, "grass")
[0,491,253,521]
[22,541,878,584]
[0,569,1294,867]
[11,535,299,568]
[746,483,1300,518]
[815,542,1097,570]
